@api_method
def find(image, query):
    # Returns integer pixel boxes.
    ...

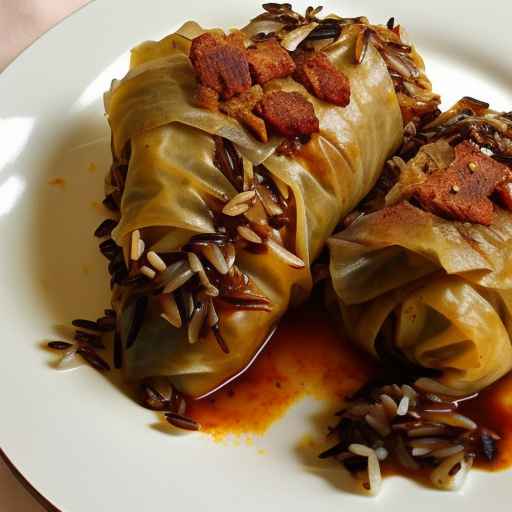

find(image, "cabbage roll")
[329,97,512,394]
[101,3,438,399]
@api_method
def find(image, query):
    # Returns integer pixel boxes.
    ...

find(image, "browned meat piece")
[224,31,246,51]
[196,85,219,111]
[190,33,251,99]
[220,85,268,142]
[293,50,350,107]
[495,181,512,211]
[255,90,319,138]
[246,39,296,84]
[413,141,512,225]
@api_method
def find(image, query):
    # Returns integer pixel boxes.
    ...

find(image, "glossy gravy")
[188,297,512,473]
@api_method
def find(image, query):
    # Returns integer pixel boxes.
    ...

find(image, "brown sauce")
[188,297,512,475]
[459,373,512,470]
[188,298,375,438]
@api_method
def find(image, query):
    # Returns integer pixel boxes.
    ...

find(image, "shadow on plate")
[31,106,140,403]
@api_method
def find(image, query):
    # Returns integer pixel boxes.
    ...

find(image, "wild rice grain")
[207,301,219,327]
[202,244,229,275]
[348,444,373,457]
[401,384,417,401]
[408,437,449,448]
[180,289,195,321]
[223,202,250,217]
[256,184,283,217]
[96,315,117,331]
[243,159,254,192]
[411,447,432,457]
[99,239,118,260]
[223,190,255,211]
[77,346,111,371]
[147,251,167,272]
[237,225,263,244]
[367,453,382,496]
[138,239,145,258]
[130,230,142,261]
[48,341,73,350]
[224,243,236,270]
[414,378,463,397]
[165,412,200,431]
[161,262,194,294]
[74,330,105,349]
[380,394,398,418]
[94,218,118,238]
[422,412,477,430]
[102,194,118,212]
[160,294,182,328]
[187,252,204,273]
[266,238,305,268]
[126,296,148,348]
[430,452,471,490]
[142,385,168,411]
[397,396,410,416]
[408,426,447,438]
[188,302,208,344]
[72,319,100,331]
[354,26,370,64]
[140,265,156,280]
[430,445,464,459]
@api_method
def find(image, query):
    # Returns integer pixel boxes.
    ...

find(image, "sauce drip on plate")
[188,298,374,437]
[188,297,512,473]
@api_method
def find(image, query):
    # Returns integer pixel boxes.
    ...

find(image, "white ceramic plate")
[1,1,512,510]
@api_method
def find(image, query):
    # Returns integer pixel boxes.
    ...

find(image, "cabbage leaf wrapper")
[329,103,512,394]
[103,12,410,398]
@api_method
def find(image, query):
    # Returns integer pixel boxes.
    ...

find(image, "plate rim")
[1,448,58,512]
[1,1,512,510]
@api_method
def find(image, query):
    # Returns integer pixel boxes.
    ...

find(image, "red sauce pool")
[188,298,512,473]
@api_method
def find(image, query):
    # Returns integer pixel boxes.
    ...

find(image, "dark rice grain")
[165,412,200,431]
[126,296,149,348]
[94,218,118,238]
[74,330,105,349]
[72,318,100,331]
[99,239,119,260]
[47,341,73,350]
[102,193,118,212]
[480,431,497,461]
[77,346,111,371]
[96,316,117,331]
